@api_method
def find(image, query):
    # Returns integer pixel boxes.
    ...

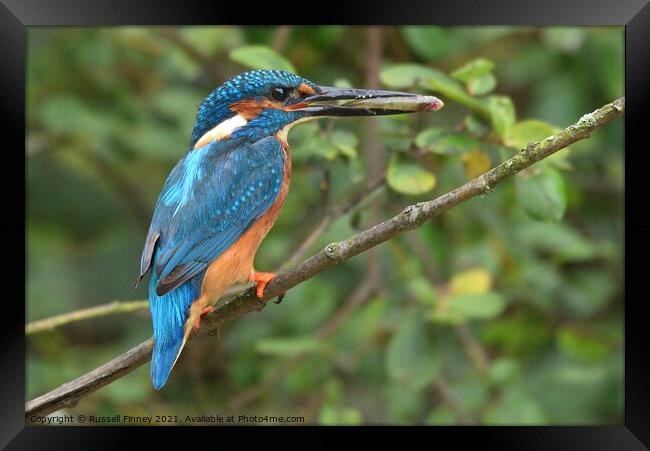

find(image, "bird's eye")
[271,87,290,102]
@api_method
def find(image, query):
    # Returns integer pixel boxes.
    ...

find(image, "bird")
[135,69,443,389]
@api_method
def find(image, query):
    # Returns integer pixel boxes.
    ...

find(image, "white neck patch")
[194,114,248,148]
[276,116,317,143]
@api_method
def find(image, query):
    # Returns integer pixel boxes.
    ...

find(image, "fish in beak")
[299,86,444,117]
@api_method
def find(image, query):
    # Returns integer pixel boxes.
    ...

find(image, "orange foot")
[250,271,277,299]
[193,306,214,331]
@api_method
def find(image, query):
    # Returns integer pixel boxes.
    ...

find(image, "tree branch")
[26,339,154,419]
[26,300,148,335]
[26,97,624,419]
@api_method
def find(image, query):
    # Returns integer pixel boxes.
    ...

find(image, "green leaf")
[229,45,296,72]
[467,72,496,96]
[557,327,609,362]
[515,166,567,222]
[514,221,597,263]
[418,69,477,107]
[255,336,325,357]
[379,64,438,89]
[488,357,522,386]
[400,27,451,61]
[330,130,358,159]
[300,134,338,161]
[407,276,438,306]
[430,133,480,155]
[387,152,436,195]
[414,127,446,150]
[447,292,506,319]
[385,311,440,390]
[428,308,465,325]
[507,119,560,149]
[486,95,516,141]
[319,405,363,425]
[451,58,495,82]
[381,64,488,114]
[415,129,481,156]
[483,388,548,425]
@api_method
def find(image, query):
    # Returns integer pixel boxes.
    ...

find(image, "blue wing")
[138,136,285,296]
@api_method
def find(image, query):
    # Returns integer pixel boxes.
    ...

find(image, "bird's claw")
[274,293,286,304]
[193,306,215,332]
[250,271,277,299]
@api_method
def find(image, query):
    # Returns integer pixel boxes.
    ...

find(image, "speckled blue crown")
[190,70,317,146]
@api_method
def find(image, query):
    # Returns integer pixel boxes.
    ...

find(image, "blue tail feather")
[148,251,202,389]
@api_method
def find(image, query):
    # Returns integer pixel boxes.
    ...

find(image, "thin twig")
[455,323,490,375]
[26,97,624,418]
[432,373,477,425]
[26,300,149,335]
[272,26,292,53]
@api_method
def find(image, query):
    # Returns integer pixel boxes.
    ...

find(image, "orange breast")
[199,138,292,303]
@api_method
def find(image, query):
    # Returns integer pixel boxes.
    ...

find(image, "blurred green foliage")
[27,26,623,425]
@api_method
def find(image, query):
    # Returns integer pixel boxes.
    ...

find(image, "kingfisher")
[136,69,443,389]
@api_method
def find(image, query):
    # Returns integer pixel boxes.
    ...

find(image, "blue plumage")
[146,137,285,294]
[139,70,316,389]
[148,249,204,389]
[140,135,285,388]
[232,108,304,141]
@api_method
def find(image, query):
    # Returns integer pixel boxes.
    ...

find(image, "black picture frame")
[5,0,648,447]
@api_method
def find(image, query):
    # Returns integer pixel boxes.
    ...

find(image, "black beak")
[298,86,444,117]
